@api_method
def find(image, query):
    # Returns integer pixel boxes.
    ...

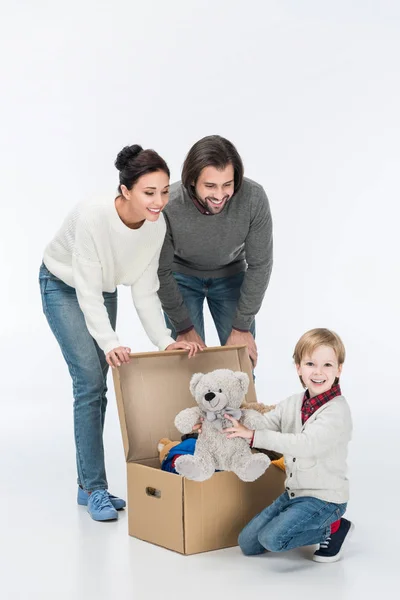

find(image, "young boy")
[223,328,353,563]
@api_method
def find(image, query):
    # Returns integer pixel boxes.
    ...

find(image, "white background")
[0,1,399,598]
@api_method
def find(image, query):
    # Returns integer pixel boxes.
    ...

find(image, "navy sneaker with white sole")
[313,518,354,563]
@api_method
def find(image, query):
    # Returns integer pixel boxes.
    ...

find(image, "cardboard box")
[113,345,285,555]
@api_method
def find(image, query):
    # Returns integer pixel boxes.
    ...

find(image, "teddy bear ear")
[189,373,204,395]
[234,371,249,394]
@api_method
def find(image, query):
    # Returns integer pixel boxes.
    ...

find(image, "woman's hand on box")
[166,340,203,358]
[106,346,131,368]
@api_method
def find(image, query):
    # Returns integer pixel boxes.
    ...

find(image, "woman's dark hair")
[115,144,170,193]
[181,135,244,197]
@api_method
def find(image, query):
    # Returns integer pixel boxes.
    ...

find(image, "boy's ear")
[296,363,306,389]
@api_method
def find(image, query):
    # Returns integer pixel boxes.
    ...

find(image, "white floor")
[1,385,395,600]
[2,1,399,596]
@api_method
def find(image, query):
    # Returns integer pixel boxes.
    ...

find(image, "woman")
[39,144,201,521]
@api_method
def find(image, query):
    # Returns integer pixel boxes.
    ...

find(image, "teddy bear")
[157,438,181,464]
[173,369,271,482]
[157,402,274,467]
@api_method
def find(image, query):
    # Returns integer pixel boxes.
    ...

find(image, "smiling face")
[296,345,342,397]
[193,164,235,214]
[119,170,170,225]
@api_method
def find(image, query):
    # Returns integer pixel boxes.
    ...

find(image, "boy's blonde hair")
[293,328,346,366]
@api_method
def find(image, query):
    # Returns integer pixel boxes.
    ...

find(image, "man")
[157,135,273,367]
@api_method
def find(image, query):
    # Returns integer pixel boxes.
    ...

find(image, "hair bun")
[115,144,143,171]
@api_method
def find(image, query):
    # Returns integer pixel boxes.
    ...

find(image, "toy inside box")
[113,345,285,555]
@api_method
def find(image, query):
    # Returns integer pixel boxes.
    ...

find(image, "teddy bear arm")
[174,406,201,434]
[241,408,269,430]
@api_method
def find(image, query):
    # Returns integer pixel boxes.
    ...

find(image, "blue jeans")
[39,263,118,492]
[238,492,347,554]
[165,271,255,345]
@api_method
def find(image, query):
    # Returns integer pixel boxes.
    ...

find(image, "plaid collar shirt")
[301,384,342,425]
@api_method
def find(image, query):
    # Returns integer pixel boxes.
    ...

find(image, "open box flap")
[113,345,256,463]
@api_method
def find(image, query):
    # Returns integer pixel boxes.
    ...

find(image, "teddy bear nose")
[204,392,216,402]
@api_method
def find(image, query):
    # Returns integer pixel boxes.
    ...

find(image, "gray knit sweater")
[157,178,273,332]
[253,393,352,503]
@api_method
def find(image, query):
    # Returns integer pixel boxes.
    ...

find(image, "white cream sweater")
[254,393,352,503]
[43,199,175,354]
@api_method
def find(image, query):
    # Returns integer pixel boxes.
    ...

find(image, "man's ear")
[190,373,204,396]
[234,372,249,394]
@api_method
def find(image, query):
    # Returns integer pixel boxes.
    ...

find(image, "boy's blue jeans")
[39,263,117,492]
[238,492,347,554]
[164,271,256,344]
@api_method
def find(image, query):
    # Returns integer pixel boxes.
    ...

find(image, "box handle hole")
[146,487,161,499]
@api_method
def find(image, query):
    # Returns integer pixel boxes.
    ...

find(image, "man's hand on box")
[225,329,258,367]
[177,328,206,349]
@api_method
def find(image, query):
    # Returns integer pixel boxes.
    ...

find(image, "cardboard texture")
[113,345,285,555]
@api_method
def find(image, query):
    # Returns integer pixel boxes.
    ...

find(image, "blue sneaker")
[77,486,126,510]
[86,490,118,521]
[313,518,354,563]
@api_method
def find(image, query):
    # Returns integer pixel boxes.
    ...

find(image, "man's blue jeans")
[238,491,347,554]
[164,271,255,345]
[39,263,117,492]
